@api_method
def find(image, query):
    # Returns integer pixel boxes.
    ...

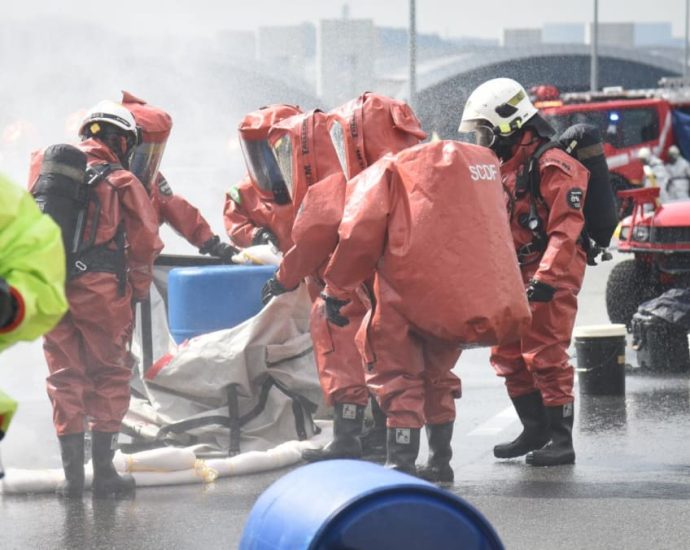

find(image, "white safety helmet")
[637,147,652,163]
[668,145,680,159]
[79,100,139,143]
[458,78,538,147]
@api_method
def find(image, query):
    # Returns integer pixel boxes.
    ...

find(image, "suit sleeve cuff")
[0,287,25,333]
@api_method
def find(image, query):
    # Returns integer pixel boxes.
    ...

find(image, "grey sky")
[7,1,686,40]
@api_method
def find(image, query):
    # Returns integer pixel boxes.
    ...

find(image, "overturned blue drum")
[167,265,276,343]
[239,460,504,550]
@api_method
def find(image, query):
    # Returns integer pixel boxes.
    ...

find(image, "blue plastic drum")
[167,265,276,343]
[239,460,504,550]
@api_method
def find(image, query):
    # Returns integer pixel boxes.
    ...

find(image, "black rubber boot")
[91,431,136,498]
[417,422,454,483]
[302,403,364,462]
[360,396,387,459]
[526,403,575,466]
[494,391,550,459]
[56,433,85,498]
[384,427,420,475]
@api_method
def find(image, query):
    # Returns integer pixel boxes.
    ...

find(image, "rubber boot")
[91,431,136,498]
[56,433,85,498]
[526,403,575,466]
[384,427,421,475]
[360,396,387,459]
[302,403,364,462]
[417,422,454,483]
[494,391,550,459]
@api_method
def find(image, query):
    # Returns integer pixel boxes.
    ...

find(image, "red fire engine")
[534,78,690,194]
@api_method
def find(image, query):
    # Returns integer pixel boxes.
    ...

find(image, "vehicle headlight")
[619,226,630,240]
[633,226,650,242]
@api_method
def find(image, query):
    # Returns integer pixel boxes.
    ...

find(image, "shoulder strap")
[527,141,562,201]
[515,140,563,263]
[85,162,122,186]
[77,162,125,256]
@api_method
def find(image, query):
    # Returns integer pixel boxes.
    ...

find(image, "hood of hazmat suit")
[266,110,347,287]
[238,104,302,205]
[328,92,427,179]
[122,91,173,191]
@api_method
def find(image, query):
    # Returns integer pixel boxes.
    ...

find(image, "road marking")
[467,405,518,436]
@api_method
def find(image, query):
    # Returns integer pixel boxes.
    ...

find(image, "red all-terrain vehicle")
[606,187,690,326]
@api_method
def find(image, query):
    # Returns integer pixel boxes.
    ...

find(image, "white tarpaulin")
[125,281,324,456]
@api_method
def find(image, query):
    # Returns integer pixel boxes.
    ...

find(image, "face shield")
[240,136,292,204]
[130,140,165,190]
[329,120,350,178]
[457,119,497,148]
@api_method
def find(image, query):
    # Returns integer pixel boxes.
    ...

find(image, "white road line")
[467,405,518,437]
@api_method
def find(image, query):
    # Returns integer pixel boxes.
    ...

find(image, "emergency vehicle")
[605,185,690,327]
[534,78,690,194]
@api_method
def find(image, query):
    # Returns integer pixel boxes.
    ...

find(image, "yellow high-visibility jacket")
[0,173,68,352]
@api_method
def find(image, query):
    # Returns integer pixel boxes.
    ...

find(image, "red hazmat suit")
[223,105,303,252]
[328,92,427,180]
[267,110,365,405]
[270,95,426,407]
[223,176,295,253]
[490,131,589,406]
[29,139,163,435]
[149,172,214,248]
[324,141,531,428]
[122,92,215,249]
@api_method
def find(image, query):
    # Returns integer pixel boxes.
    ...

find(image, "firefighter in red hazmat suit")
[261,94,427,462]
[223,105,303,254]
[121,92,237,260]
[322,136,531,479]
[29,100,163,498]
[459,78,589,466]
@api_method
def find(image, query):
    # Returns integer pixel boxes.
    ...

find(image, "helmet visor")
[240,137,291,200]
[130,141,165,189]
[457,120,496,148]
[329,120,349,178]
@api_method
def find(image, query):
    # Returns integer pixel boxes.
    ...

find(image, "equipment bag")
[525,124,619,263]
[31,144,122,275]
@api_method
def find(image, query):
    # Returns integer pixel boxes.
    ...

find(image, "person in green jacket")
[0,172,68,479]
[0,173,68,350]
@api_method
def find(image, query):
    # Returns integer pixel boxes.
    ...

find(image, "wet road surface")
[2,252,690,549]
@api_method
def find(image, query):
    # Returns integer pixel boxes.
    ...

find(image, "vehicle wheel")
[610,174,634,218]
[605,259,657,327]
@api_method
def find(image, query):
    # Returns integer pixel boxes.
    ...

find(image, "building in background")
[593,23,637,49]
[543,23,586,45]
[503,28,542,48]
[634,23,675,47]
[588,22,675,49]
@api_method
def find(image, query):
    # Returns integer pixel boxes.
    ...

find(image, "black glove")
[320,293,350,327]
[0,278,17,328]
[261,277,289,305]
[526,279,556,303]
[200,235,239,263]
[252,228,279,249]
